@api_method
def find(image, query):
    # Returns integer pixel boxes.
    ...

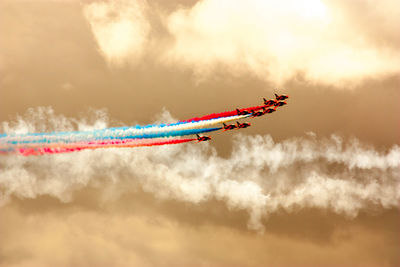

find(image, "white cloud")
[83,0,150,66]
[81,0,400,86]
[163,0,400,86]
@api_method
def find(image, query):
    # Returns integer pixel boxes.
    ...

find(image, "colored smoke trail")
[1,127,221,155]
[18,137,196,156]
[0,108,252,155]
[1,126,221,147]
[1,115,246,146]
[0,99,278,156]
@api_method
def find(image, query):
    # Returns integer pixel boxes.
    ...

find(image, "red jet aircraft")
[251,110,265,117]
[263,98,277,106]
[275,93,289,101]
[236,109,251,115]
[196,134,211,142]
[263,107,276,114]
[236,121,251,129]
[223,123,237,131]
[274,101,287,107]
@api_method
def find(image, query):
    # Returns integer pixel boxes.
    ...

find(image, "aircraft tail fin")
[275,93,279,98]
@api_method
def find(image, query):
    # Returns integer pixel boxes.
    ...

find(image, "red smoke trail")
[18,138,196,156]
[181,105,268,122]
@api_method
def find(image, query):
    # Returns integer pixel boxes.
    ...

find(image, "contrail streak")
[1,115,248,146]
[18,137,197,156]
[0,103,257,156]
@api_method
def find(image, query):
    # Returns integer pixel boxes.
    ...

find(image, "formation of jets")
[196,93,289,141]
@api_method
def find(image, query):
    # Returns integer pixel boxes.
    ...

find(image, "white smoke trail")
[0,107,399,231]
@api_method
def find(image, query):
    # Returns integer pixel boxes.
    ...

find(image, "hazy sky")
[0,0,399,266]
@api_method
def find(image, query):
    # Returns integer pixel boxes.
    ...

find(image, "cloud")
[1,107,399,231]
[81,0,400,86]
[2,204,397,267]
[164,0,400,86]
[83,0,150,66]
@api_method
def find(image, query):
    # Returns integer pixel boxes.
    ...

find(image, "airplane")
[196,134,211,142]
[275,93,289,101]
[263,98,277,106]
[236,121,251,129]
[263,107,276,114]
[274,101,287,107]
[223,123,237,131]
[236,109,251,115]
[251,109,265,117]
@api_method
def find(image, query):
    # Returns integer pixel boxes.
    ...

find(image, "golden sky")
[0,0,399,266]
